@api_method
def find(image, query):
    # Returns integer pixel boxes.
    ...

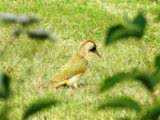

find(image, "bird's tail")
[47,80,68,89]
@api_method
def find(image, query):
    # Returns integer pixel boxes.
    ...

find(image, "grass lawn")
[0,0,160,120]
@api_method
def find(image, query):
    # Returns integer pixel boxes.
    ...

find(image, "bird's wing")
[47,54,88,89]
[53,54,88,82]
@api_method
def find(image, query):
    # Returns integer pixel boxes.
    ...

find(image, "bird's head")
[79,40,101,58]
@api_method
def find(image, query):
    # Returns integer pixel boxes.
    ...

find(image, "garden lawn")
[0,0,160,120]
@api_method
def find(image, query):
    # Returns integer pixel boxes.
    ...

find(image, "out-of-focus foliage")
[0,12,61,120]
[0,13,39,26]
[100,72,130,92]
[142,102,160,120]
[0,13,60,42]
[27,29,60,42]
[100,67,160,93]
[99,97,142,112]
[101,11,160,120]
[134,73,157,92]
[22,97,60,120]
[105,13,146,45]
[0,73,10,99]
[155,55,160,72]
[0,108,9,120]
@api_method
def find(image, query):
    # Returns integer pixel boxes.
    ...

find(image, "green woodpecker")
[47,40,101,89]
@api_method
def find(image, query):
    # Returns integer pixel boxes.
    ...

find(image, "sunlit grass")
[0,0,160,119]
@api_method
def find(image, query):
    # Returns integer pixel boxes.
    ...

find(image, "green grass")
[0,0,160,119]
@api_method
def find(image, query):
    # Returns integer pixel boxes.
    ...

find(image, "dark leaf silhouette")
[0,13,39,26]
[155,55,160,72]
[134,73,157,92]
[119,117,131,120]
[100,73,129,92]
[106,24,125,44]
[0,13,17,23]
[22,98,59,120]
[154,71,160,86]
[27,30,51,40]
[106,13,146,45]
[27,30,60,42]
[157,14,160,21]
[17,15,39,26]
[133,13,146,29]
[0,73,10,99]
[142,102,160,120]
[99,97,141,112]
[0,108,9,120]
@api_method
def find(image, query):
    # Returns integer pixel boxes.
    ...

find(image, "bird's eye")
[90,46,96,52]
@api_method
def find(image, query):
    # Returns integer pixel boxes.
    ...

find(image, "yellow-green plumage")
[47,54,88,88]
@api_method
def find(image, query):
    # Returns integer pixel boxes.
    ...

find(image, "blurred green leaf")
[100,69,159,93]
[0,73,10,99]
[27,30,51,40]
[27,29,60,42]
[0,13,39,26]
[0,13,17,24]
[106,24,125,44]
[99,97,141,112]
[22,97,59,120]
[105,13,146,45]
[154,71,160,84]
[16,15,39,26]
[157,14,160,21]
[0,108,9,120]
[100,73,129,92]
[151,55,160,86]
[119,117,131,120]
[134,73,157,92]
[133,13,146,29]
[0,105,9,120]
[142,102,160,120]
[155,55,160,72]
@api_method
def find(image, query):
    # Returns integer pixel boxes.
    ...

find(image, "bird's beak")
[94,50,101,58]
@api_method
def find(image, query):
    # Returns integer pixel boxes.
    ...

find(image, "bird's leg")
[72,82,85,88]
[67,83,78,89]
[78,81,85,87]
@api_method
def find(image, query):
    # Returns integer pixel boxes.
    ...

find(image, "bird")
[47,40,101,89]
